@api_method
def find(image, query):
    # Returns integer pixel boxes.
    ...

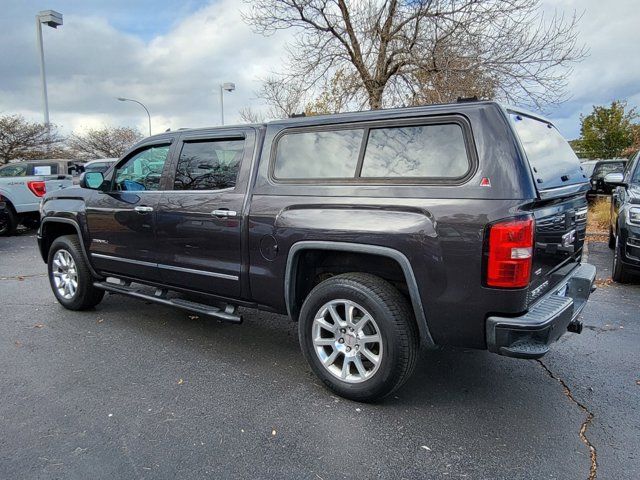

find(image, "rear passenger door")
[154,129,255,299]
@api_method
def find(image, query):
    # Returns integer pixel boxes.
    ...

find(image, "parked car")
[586,159,627,196]
[83,158,117,174]
[607,151,640,282]
[0,160,75,235]
[37,101,596,401]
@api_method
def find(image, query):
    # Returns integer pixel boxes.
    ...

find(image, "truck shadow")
[95,293,568,413]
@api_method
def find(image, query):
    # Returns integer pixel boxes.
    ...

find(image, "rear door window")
[32,164,58,175]
[510,113,586,189]
[173,139,244,190]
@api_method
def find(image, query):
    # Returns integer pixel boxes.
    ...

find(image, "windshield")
[0,163,28,177]
[86,162,113,173]
[510,113,587,190]
[593,162,625,178]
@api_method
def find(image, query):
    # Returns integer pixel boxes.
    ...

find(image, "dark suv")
[607,151,640,282]
[37,101,596,401]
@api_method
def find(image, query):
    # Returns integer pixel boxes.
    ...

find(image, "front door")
[86,143,172,281]
[155,131,251,298]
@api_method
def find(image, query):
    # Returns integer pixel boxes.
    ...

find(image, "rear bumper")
[486,263,596,359]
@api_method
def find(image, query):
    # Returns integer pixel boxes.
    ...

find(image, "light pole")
[117,97,152,136]
[36,10,63,134]
[219,82,235,125]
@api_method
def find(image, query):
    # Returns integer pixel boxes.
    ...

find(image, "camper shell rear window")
[510,112,587,190]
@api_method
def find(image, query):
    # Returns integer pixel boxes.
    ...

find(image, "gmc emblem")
[561,229,576,248]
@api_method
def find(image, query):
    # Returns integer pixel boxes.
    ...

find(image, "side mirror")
[79,171,105,190]
[603,172,626,188]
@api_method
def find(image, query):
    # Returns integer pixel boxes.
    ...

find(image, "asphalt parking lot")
[0,232,638,480]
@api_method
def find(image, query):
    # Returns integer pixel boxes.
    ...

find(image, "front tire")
[298,273,418,402]
[48,235,104,310]
[612,234,631,283]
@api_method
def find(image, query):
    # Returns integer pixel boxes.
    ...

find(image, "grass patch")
[587,197,611,234]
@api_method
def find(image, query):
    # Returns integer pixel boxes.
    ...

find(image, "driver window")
[113,145,170,191]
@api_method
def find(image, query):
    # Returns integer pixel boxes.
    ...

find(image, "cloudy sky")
[1,0,638,140]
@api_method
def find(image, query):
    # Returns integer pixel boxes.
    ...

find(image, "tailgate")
[509,111,590,303]
[529,195,588,302]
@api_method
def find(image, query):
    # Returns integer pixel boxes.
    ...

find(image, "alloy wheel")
[311,299,383,383]
[52,249,78,300]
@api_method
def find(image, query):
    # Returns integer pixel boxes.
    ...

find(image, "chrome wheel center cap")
[343,333,357,348]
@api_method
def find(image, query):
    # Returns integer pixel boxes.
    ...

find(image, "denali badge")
[530,280,549,300]
[561,229,576,248]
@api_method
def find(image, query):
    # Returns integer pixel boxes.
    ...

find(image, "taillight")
[27,181,47,197]
[485,217,534,288]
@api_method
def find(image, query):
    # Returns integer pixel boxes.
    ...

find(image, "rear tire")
[48,235,104,310]
[612,234,631,283]
[0,207,17,237]
[298,273,418,402]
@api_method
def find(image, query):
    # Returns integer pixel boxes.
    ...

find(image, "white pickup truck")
[0,160,77,236]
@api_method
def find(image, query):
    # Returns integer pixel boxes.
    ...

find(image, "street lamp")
[219,82,235,125]
[35,10,63,133]
[117,97,152,136]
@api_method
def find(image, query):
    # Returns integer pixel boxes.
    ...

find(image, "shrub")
[587,198,611,233]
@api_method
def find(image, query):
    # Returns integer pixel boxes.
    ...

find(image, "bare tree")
[304,68,363,114]
[0,115,64,164]
[241,70,357,121]
[67,126,143,160]
[260,76,309,118]
[238,106,267,123]
[239,76,315,122]
[244,0,586,110]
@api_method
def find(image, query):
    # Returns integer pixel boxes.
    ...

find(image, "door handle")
[134,206,154,213]
[212,209,237,217]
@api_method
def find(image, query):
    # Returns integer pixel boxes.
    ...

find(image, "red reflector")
[27,181,47,197]
[480,177,491,187]
[486,218,534,288]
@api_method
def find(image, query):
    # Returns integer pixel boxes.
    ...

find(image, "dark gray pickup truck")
[37,101,596,401]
